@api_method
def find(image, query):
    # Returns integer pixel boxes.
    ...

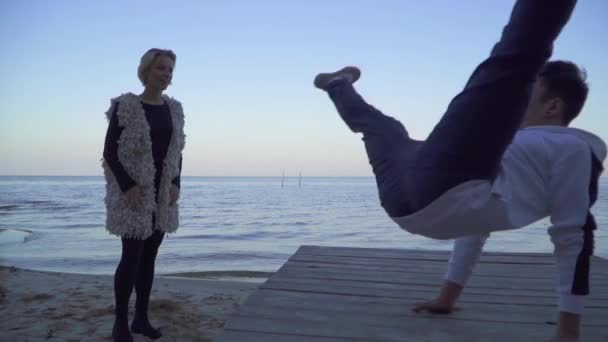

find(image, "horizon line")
[2,174,608,179]
[0,174,375,178]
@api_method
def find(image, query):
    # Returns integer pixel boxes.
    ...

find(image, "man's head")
[521,60,588,128]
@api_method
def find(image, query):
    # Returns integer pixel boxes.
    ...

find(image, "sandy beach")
[0,266,269,341]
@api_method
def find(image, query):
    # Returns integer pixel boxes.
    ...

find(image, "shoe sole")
[314,66,361,89]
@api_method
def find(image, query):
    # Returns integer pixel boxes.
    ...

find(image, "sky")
[1,0,607,177]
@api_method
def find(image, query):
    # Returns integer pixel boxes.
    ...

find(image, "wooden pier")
[215,245,608,341]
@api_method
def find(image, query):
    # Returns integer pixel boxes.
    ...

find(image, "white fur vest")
[102,93,185,239]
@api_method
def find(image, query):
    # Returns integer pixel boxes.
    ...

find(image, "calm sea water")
[0,176,606,275]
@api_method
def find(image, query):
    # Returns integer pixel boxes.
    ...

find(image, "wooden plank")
[297,246,608,267]
[300,245,558,258]
[223,310,607,342]
[275,266,555,293]
[288,254,546,269]
[287,254,608,280]
[214,330,352,342]
[261,278,608,308]
[273,264,608,294]
[241,289,606,326]
[285,260,608,281]
[297,246,560,264]
[282,260,608,281]
[294,252,555,265]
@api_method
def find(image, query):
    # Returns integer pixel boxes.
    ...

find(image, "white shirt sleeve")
[445,233,490,286]
[547,142,592,314]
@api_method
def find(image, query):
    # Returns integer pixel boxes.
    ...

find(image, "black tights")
[114,230,164,326]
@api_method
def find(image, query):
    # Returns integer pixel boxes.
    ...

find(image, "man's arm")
[547,142,593,341]
[414,234,489,313]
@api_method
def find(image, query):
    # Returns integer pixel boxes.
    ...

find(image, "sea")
[0,176,606,275]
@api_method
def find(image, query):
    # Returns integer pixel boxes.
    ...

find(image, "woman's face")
[146,55,174,91]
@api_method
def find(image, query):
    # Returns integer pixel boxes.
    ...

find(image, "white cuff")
[559,293,585,314]
[445,268,469,286]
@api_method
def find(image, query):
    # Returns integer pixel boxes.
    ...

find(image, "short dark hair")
[538,60,588,125]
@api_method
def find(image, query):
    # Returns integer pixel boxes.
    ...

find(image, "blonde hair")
[137,48,177,86]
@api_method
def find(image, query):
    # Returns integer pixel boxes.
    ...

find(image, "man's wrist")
[557,311,580,339]
[438,280,463,305]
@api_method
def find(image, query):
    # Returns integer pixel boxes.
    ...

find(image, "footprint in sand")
[22,293,54,303]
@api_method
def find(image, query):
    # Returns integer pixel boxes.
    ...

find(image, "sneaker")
[314,66,361,90]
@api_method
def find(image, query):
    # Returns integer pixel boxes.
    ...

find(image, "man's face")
[521,78,564,128]
[521,79,546,127]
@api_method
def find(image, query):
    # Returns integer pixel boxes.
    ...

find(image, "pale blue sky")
[1,0,606,176]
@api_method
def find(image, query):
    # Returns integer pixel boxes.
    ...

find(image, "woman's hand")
[126,186,144,210]
[170,185,180,206]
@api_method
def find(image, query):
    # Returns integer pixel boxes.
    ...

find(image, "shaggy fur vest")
[102,93,185,239]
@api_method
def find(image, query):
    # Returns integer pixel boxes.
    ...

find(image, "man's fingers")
[127,196,134,209]
[412,302,429,313]
[412,302,455,315]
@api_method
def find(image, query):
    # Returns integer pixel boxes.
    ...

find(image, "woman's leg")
[113,237,144,342]
[131,230,165,339]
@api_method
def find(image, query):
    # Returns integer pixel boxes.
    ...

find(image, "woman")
[102,48,185,342]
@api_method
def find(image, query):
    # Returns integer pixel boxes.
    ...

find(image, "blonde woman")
[102,48,185,342]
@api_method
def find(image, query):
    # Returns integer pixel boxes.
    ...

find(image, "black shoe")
[112,322,134,342]
[131,317,162,340]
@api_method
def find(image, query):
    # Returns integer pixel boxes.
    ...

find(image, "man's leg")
[414,0,577,210]
[320,76,421,217]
